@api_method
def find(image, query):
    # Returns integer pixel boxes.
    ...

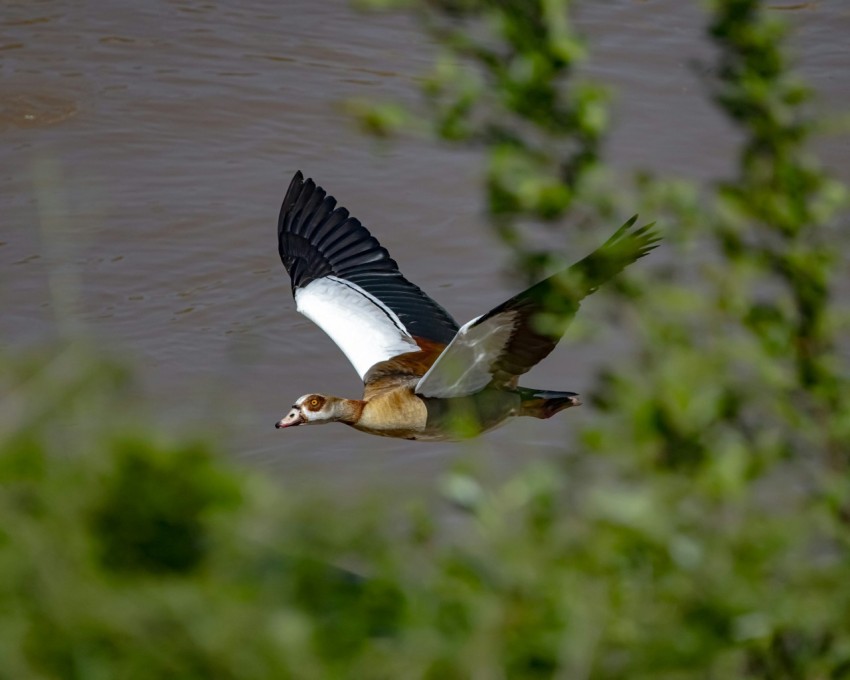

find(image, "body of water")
[1,0,847,492]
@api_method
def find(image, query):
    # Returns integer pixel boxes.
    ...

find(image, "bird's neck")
[331,397,365,426]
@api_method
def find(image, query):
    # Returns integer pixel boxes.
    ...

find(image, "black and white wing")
[278,171,460,381]
[415,215,660,398]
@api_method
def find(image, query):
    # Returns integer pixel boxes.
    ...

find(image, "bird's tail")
[518,389,582,419]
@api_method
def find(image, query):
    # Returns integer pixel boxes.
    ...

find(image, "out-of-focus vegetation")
[3,0,849,677]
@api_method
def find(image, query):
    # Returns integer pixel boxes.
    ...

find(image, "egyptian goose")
[274,171,659,441]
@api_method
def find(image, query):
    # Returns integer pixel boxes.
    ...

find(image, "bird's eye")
[310,398,318,407]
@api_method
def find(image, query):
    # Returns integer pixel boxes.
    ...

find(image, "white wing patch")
[415,311,518,398]
[294,276,419,380]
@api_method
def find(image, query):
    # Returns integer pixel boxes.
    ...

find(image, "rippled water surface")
[2,1,848,493]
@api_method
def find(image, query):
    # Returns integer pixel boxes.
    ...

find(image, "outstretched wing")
[415,216,660,398]
[278,171,460,381]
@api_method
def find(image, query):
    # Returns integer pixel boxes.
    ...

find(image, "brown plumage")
[274,171,659,441]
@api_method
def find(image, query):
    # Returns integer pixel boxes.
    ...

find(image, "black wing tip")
[284,170,305,201]
[635,223,662,260]
[609,214,662,260]
[286,170,305,193]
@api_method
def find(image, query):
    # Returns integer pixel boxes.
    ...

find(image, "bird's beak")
[275,407,304,429]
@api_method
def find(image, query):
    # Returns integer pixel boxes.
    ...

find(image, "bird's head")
[275,393,337,429]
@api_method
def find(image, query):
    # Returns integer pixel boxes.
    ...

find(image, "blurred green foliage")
[3,0,849,677]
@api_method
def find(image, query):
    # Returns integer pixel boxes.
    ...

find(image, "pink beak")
[275,407,304,429]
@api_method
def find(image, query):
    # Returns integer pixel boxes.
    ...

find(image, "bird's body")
[274,171,659,441]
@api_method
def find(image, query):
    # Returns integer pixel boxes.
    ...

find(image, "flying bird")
[275,171,658,441]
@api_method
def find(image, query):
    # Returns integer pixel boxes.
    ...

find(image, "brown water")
[2,1,848,493]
